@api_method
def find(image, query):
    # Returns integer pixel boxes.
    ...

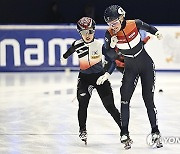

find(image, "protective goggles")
[108,19,120,27]
[80,29,95,35]
[107,16,123,27]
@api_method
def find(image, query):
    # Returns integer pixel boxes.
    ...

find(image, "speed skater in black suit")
[61,17,121,145]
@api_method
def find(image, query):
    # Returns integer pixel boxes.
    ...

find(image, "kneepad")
[77,92,90,103]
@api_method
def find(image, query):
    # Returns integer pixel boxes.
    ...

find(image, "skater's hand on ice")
[155,31,163,40]
[60,56,67,65]
[96,72,110,85]
[110,35,118,48]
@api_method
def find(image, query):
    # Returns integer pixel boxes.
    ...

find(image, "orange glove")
[142,36,150,44]
[115,59,125,68]
[115,54,125,67]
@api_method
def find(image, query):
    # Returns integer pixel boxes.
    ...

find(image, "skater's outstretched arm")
[135,19,163,40]
[63,41,85,59]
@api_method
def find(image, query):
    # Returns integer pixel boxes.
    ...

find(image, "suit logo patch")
[91,50,100,59]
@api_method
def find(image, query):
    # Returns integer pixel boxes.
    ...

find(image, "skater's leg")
[140,62,163,148]
[96,80,121,129]
[77,80,92,131]
[140,63,159,132]
[120,71,139,135]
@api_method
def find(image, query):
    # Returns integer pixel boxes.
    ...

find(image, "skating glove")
[155,31,163,40]
[60,56,67,65]
[110,35,118,48]
[96,72,110,85]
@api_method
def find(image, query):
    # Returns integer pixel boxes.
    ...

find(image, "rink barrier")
[0,25,180,72]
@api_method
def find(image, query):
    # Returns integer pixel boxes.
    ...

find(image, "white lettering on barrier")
[24,39,44,66]
[0,39,21,66]
[48,38,75,66]
[0,38,104,67]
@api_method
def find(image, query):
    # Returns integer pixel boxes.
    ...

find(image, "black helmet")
[77,17,96,32]
[104,5,125,23]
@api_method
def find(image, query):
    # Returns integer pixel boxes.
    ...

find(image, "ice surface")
[0,71,180,153]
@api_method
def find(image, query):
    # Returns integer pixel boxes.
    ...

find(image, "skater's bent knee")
[121,100,129,105]
[77,92,90,102]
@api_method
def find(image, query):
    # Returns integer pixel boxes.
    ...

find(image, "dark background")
[0,0,179,25]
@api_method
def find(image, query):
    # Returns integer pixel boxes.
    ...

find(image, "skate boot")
[150,132,163,148]
[120,134,133,150]
[79,129,87,145]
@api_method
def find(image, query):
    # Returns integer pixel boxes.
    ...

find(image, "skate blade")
[157,144,163,148]
[156,143,163,148]
[152,142,163,148]
[123,140,133,150]
[124,144,131,150]
[82,139,87,145]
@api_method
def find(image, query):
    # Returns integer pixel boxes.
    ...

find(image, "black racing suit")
[104,19,160,135]
[63,39,121,131]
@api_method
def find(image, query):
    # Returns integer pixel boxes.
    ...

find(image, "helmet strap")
[120,19,126,30]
